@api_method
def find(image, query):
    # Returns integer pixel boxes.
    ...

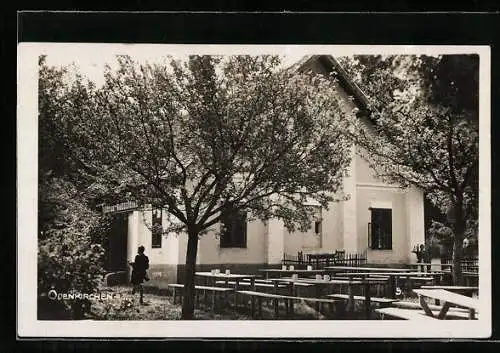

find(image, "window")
[313,206,322,235]
[220,209,247,248]
[369,208,392,250]
[152,209,162,248]
[314,220,321,234]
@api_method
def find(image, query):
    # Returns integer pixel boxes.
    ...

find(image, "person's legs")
[139,284,144,304]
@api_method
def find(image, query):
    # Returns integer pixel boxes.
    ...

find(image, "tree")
[38,57,107,319]
[43,55,352,319]
[337,54,479,285]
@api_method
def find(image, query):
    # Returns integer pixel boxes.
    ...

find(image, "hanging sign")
[102,201,138,215]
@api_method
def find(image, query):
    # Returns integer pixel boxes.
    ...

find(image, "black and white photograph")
[17,44,490,338]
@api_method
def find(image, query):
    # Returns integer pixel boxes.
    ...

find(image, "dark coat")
[130,254,149,285]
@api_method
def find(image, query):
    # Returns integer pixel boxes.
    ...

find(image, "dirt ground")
[88,285,370,320]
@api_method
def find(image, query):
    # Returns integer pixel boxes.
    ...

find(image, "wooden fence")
[443,257,479,273]
[282,250,367,269]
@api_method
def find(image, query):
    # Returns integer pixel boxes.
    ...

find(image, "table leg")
[224,290,229,309]
[235,279,241,306]
[419,295,435,317]
[363,277,371,319]
[347,283,354,313]
[469,309,476,320]
[437,302,452,320]
[388,275,396,299]
[347,276,354,312]
[315,284,321,313]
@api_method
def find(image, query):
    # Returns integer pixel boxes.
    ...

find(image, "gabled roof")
[295,55,373,118]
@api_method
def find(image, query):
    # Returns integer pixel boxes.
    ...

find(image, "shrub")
[38,176,106,319]
[38,231,106,319]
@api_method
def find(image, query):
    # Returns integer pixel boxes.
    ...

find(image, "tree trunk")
[451,203,465,286]
[181,230,199,319]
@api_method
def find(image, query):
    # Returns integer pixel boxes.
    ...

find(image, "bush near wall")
[38,231,106,319]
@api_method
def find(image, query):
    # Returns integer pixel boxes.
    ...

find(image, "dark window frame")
[313,206,322,235]
[220,210,247,249]
[152,209,162,248]
[369,207,392,250]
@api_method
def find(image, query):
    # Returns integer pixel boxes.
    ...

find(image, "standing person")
[129,245,150,305]
[423,244,432,272]
[412,244,426,272]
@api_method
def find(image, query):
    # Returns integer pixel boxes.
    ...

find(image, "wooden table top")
[268,277,364,285]
[325,266,414,272]
[409,263,453,267]
[259,268,326,273]
[420,285,478,291]
[334,271,444,277]
[413,288,480,310]
[195,272,257,279]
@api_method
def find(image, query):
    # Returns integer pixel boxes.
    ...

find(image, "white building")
[105,55,425,285]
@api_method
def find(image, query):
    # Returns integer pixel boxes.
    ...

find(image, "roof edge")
[294,55,373,117]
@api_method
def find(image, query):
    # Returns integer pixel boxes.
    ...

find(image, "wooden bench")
[241,278,274,284]
[327,294,399,306]
[397,276,435,293]
[165,283,185,303]
[413,289,479,319]
[376,307,440,321]
[408,276,434,281]
[215,280,287,289]
[311,275,388,282]
[326,293,399,319]
[165,283,234,310]
[236,290,339,318]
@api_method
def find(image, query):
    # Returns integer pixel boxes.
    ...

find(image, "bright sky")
[43,44,308,87]
[41,44,464,87]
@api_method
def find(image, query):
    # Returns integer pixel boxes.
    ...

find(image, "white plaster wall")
[127,211,140,263]
[151,210,180,265]
[355,146,383,184]
[284,224,322,255]
[267,218,285,264]
[405,186,425,253]
[343,144,358,253]
[136,208,152,256]
[193,217,268,265]
[284,228,303,255]
[321,200,344,252]
[127,208,184,266]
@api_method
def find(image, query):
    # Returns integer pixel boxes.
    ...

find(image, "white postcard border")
[17,43,491,338]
